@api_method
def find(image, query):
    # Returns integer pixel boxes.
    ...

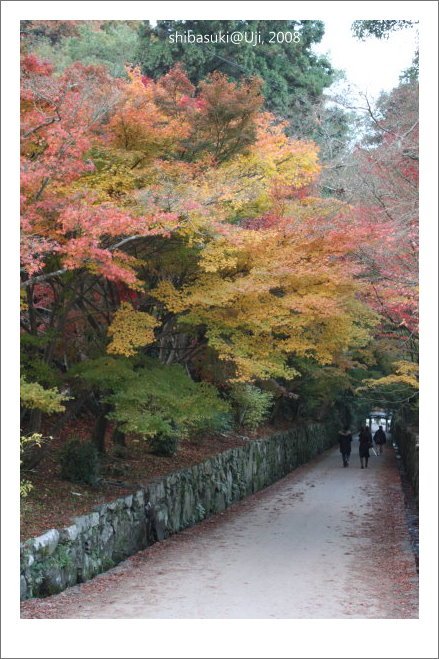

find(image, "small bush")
[112,444,128,459]
[20,432,44,474]
[20,479,34,498]
[198,410,233,434]
[104,462,129,478]
[96,356,231,440]
[59,439,99,485]
[229,384,274,430]
[149,433,179,457]
[20,432,50,493]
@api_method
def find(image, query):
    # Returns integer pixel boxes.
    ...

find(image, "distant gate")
[366,409,392,432]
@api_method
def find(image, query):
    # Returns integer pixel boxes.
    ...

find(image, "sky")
[313,18,418,99]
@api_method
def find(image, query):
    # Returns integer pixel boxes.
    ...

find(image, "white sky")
[313,18,418,99]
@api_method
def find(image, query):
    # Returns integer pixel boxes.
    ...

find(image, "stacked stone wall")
[21,423,335,600]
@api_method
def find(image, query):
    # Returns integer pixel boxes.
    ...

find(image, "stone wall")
[393,421,419,499]
[21,422,335,600]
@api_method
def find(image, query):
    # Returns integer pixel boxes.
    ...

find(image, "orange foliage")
[21,58,376,384]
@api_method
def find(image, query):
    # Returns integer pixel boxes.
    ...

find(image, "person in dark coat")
[373,425,387,454]
[338,425,353,467]
[359,425,372,468]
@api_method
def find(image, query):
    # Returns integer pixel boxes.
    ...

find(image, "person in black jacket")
[359,425,373,468]
[338,425,353,467]
[373,425,387,454]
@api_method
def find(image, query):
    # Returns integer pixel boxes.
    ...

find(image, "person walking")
[373,425,387,454]
[338,425,353,467]
[359,425,372,469]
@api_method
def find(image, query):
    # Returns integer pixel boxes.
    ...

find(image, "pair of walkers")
[338,425,386,468]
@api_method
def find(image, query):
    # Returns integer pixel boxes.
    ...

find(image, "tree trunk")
[92,408,109,454]
[28,409,42,434]
[112,427,127,447]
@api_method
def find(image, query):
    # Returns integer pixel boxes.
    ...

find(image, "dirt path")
[21,441,418,619]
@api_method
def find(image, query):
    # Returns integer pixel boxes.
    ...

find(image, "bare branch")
[21,116,60,139]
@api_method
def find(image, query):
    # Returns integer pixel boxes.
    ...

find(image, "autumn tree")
[22,19,353,158]
[349,82,418,346]
[21,57,378,444]
[20,60,264,434]
[322,79,419,418]
[135,19,353,148]
[20,57,178,432]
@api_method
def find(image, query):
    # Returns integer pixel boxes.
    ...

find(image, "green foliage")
[32,22,140,77]
[351,20,416,40]
[20,378,69,413]
[400,51,419,84]
[20,432,43,463]
[355,361,419,411]
[20,433,44,497]
[108,358,230,440]
[59,439,100,485]
[21,357,61,389]
[51,545,74,569]
[20,332,61,388]
[71,356,136,392]
[20,479,34,498]
[229,384,274,430]
[74,356,230,441]
[136,20,335,139]
[294,363,352,420]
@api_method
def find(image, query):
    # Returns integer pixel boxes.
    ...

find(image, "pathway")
[21,439,418,619]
